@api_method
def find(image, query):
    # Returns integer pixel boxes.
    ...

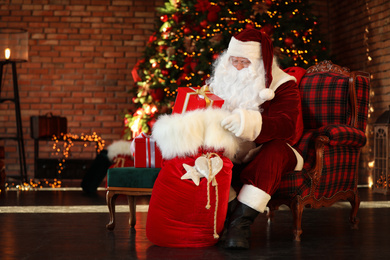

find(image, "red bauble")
[284,37,294,47]
[149,88,165,102]
[172,13,182,24]
[160,15,168,22]
[207,11,218,22]
[200,20,208,28]
[212,53,220,60]
[184,27,191,35]
[161,69,169,76]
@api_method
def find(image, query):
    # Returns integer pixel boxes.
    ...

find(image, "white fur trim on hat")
[259,88,275,101]
[226,36,261,61]
[238,184,271,213]
[152,108,241,160]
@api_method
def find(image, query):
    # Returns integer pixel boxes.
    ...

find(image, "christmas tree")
[124,0,329,140]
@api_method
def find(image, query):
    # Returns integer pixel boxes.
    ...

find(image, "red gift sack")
[146,150,233,248]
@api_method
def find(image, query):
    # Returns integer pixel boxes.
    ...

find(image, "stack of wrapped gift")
[172,86,224,114]
[133,133,162,168]
[133,86,224,168]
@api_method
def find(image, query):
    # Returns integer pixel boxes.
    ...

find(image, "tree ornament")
[184,27,191,35]
[200,20,208,28]
[160,14,168,22]
[207,5,221,22]
[150,88,165,102]
[284,37,294,47]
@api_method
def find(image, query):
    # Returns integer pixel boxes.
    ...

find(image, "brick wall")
[0,0,163,180]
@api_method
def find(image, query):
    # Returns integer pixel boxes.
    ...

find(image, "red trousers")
[233,139,297,196]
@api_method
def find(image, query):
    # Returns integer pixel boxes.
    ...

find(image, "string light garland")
[52,132,105,175]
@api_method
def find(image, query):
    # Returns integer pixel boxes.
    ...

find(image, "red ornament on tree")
[284,37,294,47]
[161,69,170,76]
[172,13,181,24]
[184,27,191,35]
[212,53,220,60]
[207,5,221,22]
[160,15,168,22]
[149,88,165,102]
[200,20,208,28]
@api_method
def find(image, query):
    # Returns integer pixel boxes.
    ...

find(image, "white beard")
[207,52,267,112]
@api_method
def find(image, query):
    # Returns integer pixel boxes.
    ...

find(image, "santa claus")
[207,28,305,249]
[149,28,305,249]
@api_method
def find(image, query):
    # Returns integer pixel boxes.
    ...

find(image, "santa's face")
[230,56,251,70]
[207,52,266,111]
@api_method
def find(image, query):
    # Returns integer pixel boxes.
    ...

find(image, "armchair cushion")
[317,124,366,147]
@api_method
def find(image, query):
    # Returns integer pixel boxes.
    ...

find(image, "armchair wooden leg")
[349,193,361,229]
[106,191,118,230]
[127,196,136,228]
[291,200,303,241]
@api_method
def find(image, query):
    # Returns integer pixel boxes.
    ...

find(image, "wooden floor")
[1,186,390,260]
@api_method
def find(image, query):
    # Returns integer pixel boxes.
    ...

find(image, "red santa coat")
[235,67,306,210]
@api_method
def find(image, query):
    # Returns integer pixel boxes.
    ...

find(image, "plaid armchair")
[267,60,370,241]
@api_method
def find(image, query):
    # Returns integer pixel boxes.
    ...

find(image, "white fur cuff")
[234,109,262,141]
[238,184,271,213]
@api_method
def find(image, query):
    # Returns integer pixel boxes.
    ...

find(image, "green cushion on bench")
[107,167,160,188]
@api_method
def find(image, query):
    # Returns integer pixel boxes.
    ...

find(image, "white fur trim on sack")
[237,184,271,213]
[227,37,261,61]
[152,108,241,160]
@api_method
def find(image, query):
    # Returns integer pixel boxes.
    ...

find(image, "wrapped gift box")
[172,86,224,114]
[133,133,162,168]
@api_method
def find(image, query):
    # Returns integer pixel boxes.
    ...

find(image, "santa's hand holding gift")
[147,28,305,249]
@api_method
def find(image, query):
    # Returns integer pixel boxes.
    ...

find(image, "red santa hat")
[226,28,275,101]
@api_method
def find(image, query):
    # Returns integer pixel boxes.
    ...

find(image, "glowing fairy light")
[5,48,10,60]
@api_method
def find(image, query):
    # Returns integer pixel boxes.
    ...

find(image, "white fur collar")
[269,59,296,92]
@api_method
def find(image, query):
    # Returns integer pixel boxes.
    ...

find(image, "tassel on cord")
[204,152,220,240]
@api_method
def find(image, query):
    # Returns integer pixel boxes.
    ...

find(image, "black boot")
[218,198,239,244]
[224,202,259,249]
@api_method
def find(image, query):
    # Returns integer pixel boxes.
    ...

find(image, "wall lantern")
[373,105,390,194]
